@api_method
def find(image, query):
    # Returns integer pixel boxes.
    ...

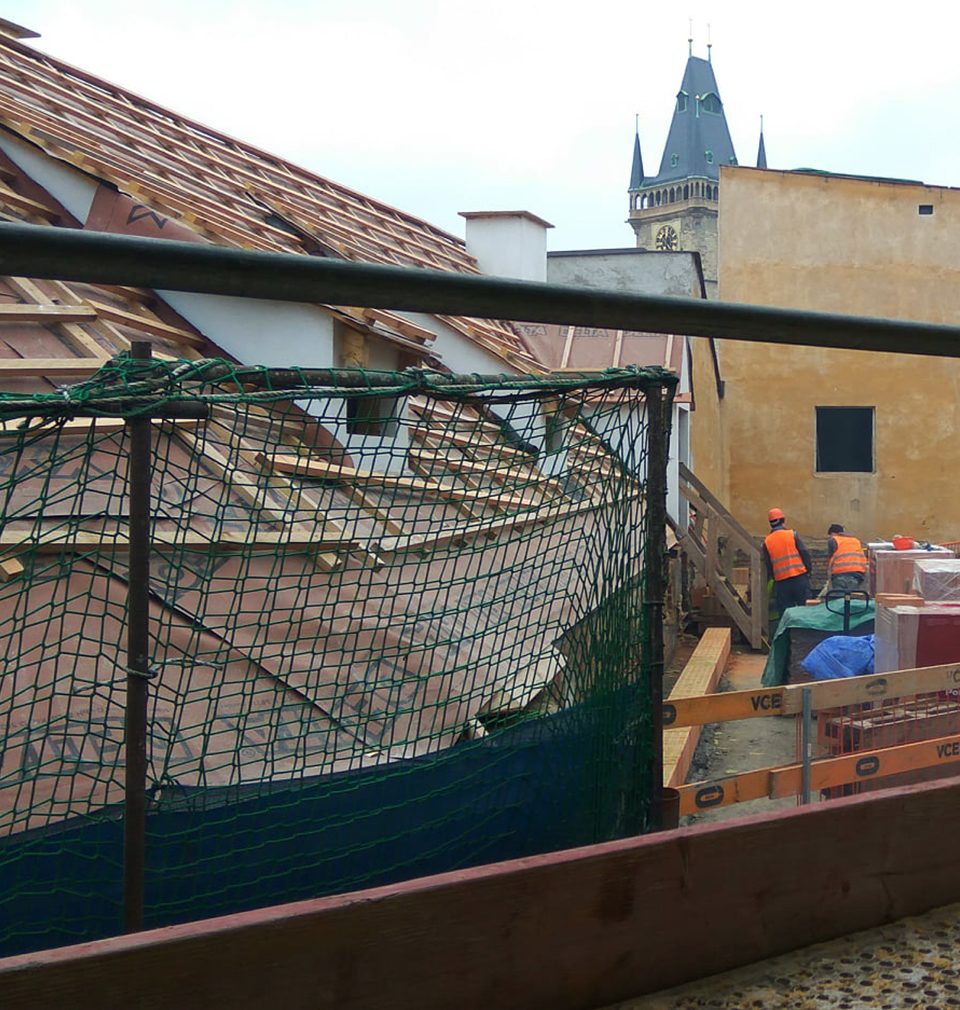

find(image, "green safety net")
[0,356,675,954]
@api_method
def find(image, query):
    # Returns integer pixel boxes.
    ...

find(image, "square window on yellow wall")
[815,406,874,473]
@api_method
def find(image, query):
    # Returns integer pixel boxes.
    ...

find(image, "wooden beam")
[664,662,960,728]
[174,430,291,527]
[82,299,207,348]
[0,528,357,552]
[0,417,202,437]
[0,303,96,323]
[406,424,527,462]
[260,453,542,511]
[0,358,102,377]
[411,448,564,496]
[0,554,24,581]
[377,495,638,555]
[355,307,436,344]
[663,628,731,787]
[678,729,960,815]
[4,276,110,361]
[6,776,960,1009]
[342,486,405,536]
[780,662,960,716]
[0,182,58,220]
[664,684,788,729]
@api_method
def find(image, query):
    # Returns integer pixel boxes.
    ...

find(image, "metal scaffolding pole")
[2,222,960,358]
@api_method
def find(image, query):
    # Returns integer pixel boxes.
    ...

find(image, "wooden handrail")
[678,727,960,815]
[675,463,766,648]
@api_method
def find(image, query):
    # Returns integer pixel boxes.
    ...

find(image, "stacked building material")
[874,554,960,675]
[868,542,954,596]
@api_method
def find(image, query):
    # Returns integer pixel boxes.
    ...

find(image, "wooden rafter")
[0,303,96,323]
[410,447,563,498]
[260,453,543,512]
[377,494,640,555]
[82,299,207,349]
[0,527,358,551]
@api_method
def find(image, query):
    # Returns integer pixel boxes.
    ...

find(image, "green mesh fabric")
[0,356,675,954]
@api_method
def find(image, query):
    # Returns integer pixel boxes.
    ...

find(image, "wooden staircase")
[674,463,767,650]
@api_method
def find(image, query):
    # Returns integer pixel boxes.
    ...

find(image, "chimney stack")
[460,210,553,282]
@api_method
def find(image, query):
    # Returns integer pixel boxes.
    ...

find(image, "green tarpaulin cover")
[762,600,876,687]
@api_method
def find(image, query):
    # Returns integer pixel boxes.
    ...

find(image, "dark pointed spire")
[643,52,737,185]
[630,115,644,189]
[757,115,767,169]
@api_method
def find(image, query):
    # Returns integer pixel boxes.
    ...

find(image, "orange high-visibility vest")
[829,534,867,576]
[765,528,807,581]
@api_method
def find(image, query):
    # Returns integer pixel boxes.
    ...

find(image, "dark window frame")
[346,395,402,438]
[815,406,875,473]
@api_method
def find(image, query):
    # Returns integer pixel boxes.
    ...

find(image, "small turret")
[757,115,767,169]
[630,122,644,190]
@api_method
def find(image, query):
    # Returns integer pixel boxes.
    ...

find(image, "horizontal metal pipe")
[2,222,960,358]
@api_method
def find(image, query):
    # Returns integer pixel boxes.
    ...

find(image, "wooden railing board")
[678,729,960,816]
[7,776,960,1009]
[663,662,960,728]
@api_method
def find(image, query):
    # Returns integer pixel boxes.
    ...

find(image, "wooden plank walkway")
[663,627,731,787]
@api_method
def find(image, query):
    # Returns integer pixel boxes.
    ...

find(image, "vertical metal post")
[123,341,152,932]
[644,385,669,830]
[801,686,813,806]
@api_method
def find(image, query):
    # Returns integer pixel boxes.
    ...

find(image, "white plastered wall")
[0,130,98,223]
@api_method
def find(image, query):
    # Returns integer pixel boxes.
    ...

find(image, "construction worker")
[763,508,813,616]
[824,523,867,593]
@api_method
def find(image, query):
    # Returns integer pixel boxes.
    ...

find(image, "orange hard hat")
[768,507,785,522]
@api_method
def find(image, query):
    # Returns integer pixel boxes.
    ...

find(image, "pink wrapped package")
[912,558,960,602]
[869,545,954,596]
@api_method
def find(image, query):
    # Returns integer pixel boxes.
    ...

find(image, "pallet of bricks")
[819,540,960,795]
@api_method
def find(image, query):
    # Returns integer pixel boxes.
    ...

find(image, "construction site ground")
[667,639,802,826]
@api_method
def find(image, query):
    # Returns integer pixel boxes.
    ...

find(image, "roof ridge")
[0,32,469,250]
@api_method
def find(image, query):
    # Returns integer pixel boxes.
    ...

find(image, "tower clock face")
[655,224,679,251]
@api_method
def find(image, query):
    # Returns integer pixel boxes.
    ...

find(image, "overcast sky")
[6,1,960,251]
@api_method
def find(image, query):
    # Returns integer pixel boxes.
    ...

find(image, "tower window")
[705,150,715,164]
[919,204,934,215]
[683,184,689,199]
[700,92,722,114]
[676,92,688,113]
[815,407,874,473]
[670,153,679,167]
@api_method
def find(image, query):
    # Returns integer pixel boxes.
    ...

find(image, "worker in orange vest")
[763,507,813,616]
[825,523,867,594]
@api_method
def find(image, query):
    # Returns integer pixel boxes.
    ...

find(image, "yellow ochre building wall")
[699,165,960,544]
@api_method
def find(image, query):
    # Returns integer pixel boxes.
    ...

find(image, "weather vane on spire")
[707,24,712,62]
[688,19,693,56]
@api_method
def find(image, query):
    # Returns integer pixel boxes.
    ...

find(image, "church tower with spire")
[627,41,740,297]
